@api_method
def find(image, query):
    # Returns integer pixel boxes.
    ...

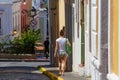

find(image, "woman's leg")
[63,56,68,71]
[58,57,62,74]
[61,55,68,75]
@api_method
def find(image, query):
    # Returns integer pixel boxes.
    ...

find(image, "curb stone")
[38,67,63,80]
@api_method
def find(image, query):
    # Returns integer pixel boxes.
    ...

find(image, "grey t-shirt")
[56,37,67,52]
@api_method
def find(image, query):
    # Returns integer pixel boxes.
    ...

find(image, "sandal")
[61,70,64,76]
[58,71,62,76]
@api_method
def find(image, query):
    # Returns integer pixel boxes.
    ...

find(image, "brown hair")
[60,30,64,36]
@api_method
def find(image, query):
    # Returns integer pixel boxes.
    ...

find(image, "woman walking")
[54,30,71,76]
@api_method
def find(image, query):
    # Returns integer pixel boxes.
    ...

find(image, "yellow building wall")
[112,0,119,75]
[58,0,65,31]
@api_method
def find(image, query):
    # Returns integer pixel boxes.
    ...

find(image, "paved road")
[0,62,50,80]
[0,72,49,80]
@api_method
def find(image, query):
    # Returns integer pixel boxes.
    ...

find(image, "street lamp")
[30,6,37,27]
[30,6,37,18]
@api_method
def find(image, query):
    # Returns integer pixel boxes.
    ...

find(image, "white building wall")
[12,1,21,38]
[0,5,12,36]
[107,0,111,80]
[84,0,91,76]
[90,0,101,80]
[0,5,13,42]
[90,0,109,80]
[0,0,21,42]
[72,1,81,73]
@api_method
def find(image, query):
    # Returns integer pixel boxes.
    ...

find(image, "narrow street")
[0,0,119,80]
[0,61,90,80]
[0,62,50,80]
[0,72,49,80]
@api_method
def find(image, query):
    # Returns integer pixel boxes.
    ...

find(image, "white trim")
[98,0,101,61]
[72,2,81,72]
[108,0,111,75]
[91,0,97,31]
[107,73,119,80]
[84,0,91,76]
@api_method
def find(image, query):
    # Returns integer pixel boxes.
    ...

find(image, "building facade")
[84,0,109,80]
[107,0,120,80]
[85,0,120,80]
[72,0,85,74]
[49,0,120,80]
[0,0,21,42]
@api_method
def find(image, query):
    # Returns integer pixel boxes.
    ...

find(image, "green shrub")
[11,29,41,54]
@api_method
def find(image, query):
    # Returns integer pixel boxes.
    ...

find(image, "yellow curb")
[57,76,64,80]
[38,67,64,80]
[39,67,46,72]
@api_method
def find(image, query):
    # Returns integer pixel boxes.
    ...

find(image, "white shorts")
[58,51,68,57]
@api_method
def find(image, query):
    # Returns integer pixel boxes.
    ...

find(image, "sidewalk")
[39,66,91,80]
[0,56,50,62]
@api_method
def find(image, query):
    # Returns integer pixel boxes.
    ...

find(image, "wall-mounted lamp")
[13,29,17,35]
[30,7,37,27]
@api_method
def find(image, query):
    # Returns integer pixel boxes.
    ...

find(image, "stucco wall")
[0,1,21,42]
